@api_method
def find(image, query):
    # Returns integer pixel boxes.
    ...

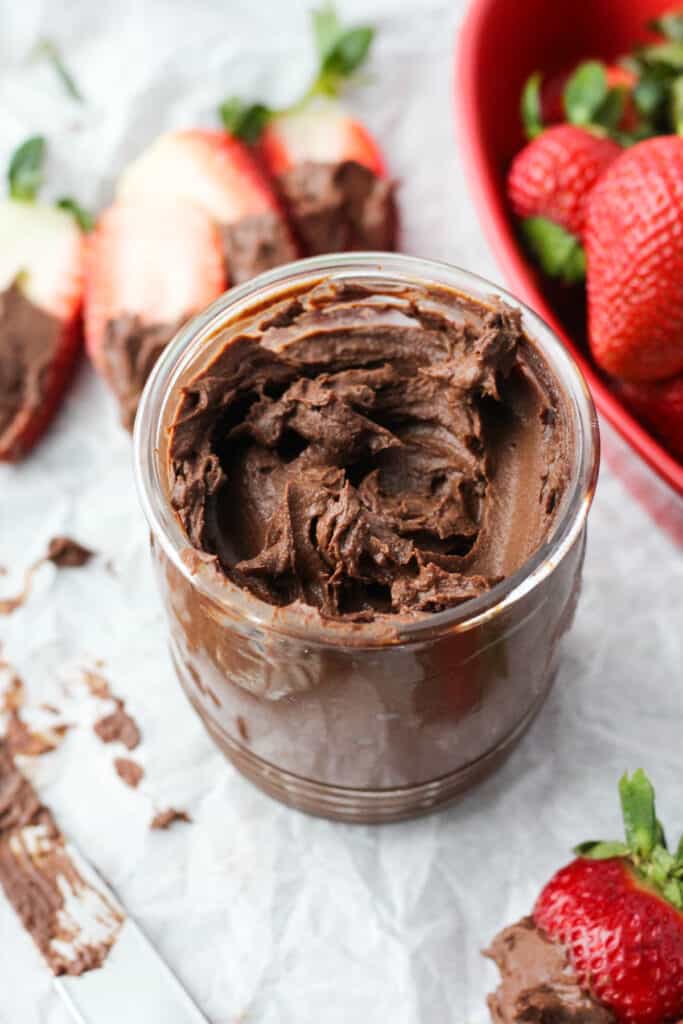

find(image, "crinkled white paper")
[0,2,682,1021]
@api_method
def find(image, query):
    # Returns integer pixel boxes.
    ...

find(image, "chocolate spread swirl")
[169,278,570,622]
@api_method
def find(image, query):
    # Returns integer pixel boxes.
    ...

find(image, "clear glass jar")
[134,254,599,823]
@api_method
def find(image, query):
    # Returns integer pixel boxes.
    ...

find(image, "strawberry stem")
[576,770,683,910]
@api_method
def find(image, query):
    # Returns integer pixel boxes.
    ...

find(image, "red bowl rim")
[454,0,683,498]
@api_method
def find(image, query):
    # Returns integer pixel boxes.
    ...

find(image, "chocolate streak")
[0,742,122,975]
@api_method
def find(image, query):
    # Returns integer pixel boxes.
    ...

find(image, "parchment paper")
[1,2,682,1021]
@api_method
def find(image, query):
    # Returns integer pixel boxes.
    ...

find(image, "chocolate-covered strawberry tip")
[0,136,89,461]
[487,771,683,1024]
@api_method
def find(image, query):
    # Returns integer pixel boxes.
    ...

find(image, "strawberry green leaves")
[650,11,683,41]
[521,72,543,140]
[6,136,91,230]
[8,135,46,201]
[564,61,628,134]
[620,768,658,858]
[520,217,586,284]
[35,38,83,102]
[306,2,374,100]
[576,770,683,911]
[219,99,271,144]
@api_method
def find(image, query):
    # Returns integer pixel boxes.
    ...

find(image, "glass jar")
[134,254,599,824]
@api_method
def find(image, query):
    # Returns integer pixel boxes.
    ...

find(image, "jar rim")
[133,252,599,647]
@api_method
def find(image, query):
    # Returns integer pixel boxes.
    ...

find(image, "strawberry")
[508,125,619,284]
[0,136,85,461]
[618,374,683,460]
[534,770,683,1024]
[508,125,620,239]
[84,198,225,428]
[257,106,396,255]
[585,136,683,382]
[117,129,297,284]
[220,4,396,255]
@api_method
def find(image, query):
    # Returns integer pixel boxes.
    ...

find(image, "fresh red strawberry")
[585,136,683,382]
[508,124,620,239]
[534,770,683,1024]
[0,136,85,462]
[118,129,297,283]
[259,107,386,178]
[618,374,683,460]
[85,198,226,427]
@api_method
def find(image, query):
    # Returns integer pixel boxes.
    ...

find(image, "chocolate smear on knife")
[0,741,123,975]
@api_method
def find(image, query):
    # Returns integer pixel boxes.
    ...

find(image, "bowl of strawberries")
[456,0,683,525]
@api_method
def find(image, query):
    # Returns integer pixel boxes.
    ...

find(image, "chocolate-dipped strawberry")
[117,129,298,283]
[486,771,683,1024]
[220,3,397,254]
[0,136,86,461]
[85,198,226,429]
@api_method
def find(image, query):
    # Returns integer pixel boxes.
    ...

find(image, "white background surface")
[1,1,682,1021]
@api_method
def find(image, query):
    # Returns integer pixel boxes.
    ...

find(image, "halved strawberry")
[259,107,386,177]
[85,198,226,428]
[258,106,397,255]
[118,129,297,283]
[0,137,84,462]
[618,374,683,460]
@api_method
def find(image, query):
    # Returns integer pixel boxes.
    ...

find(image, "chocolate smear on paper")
[46,536,94,568]
[114,757,144,789]
[94,700,141,750]
[0,536,94,616]
[150,808,191,830]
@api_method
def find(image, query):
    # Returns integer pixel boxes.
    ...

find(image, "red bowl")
[455,0,683,532]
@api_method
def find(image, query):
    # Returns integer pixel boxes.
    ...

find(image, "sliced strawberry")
[0,197,84,462]
[618,374,683,460]
[259,107,386,177]
[258,106,396,255]
[118,129,297,283]
[85,198,226,427]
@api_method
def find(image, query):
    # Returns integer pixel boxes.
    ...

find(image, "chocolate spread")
[277,161,397,255]
[486,918,615,1023]
[0,284,62,455]
[169,278,569,622]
